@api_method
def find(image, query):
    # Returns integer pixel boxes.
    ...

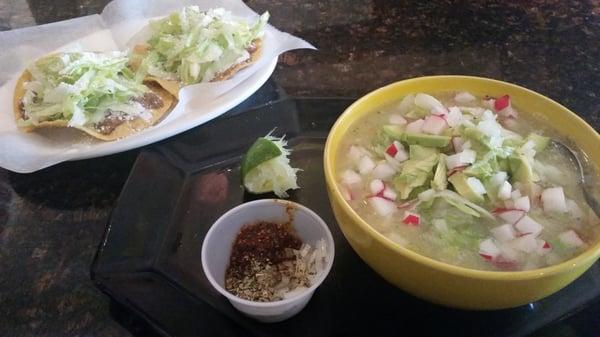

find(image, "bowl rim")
[324,75,600,281]
[201,198,335,308]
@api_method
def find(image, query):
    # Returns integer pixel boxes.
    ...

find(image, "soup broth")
[336,91,599,271]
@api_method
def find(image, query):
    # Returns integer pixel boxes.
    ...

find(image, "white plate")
[0,57,277,173]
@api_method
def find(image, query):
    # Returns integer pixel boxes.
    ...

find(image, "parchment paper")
[0,0,314,172]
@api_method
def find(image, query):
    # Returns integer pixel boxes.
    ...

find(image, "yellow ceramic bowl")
[323,75,600,310]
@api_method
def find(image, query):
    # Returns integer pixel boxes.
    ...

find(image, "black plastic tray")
[92,97,600,337]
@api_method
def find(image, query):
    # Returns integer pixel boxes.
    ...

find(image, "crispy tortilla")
[13,70,177,141]
[130,39,263,98]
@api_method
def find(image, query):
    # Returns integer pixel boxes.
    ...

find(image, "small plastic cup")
[201,199,335,323]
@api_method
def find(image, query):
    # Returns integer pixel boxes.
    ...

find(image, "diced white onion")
[340,169,362,186]
[491,224,516,242]
[405,119,425,133]
[466,177,486,195]
[479,238,500,259]
[369,179,385,195]
[454,91,476,103]
[368,197,396,217]
[414,93,444,112]
[513,196,530,212]
[372,162,396,180]
[515,216,543,236]
[421,115,447,135]
[541,187,567,213]
[358,156,376,174]
[389,114,407,126]
[558,230,584,247]
[498,181,512,200]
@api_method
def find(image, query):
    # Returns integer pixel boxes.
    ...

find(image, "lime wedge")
[241,137,283,179]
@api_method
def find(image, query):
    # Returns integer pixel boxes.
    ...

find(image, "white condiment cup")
[201,199,335,323]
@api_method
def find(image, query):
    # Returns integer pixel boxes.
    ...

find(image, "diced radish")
[348,145,365,161]
[372,162,396,180]
[496,209,525,224]
[384,153,401,170]
[513,196,530,212]
[498,106,518,119]
[397,94,415,115]
[358,156,376,174]
[479,238,500,260]
[477,120,502,137]
[498,181,512,200]
[340,169,362,186]
[382,187,397,201]
[447,165,469,178]
[415,93,444,112]
[558,230,584,247]
[515,216,543,236]
[391,141,409,162]
[490,171,507,186]
[491,224,517,242]
[511,189,522,200]
[422,115,448,135]
[466,177,486,195]
[541,187,567,213]
[566,199,584,220]
[536,239,551,255]
[386,143,398,157]
[482,98,495,110]
[452,137,464,152]
[402,211,420,226]
[504,199,515,209]
[367,197,396,217]
[405,119,425,133]
[501,116,518,129]
[369,179,385,195]
[340,186,353,201]
[417,189,435,202]
[510,234,538,253]
[454,91,476,103]
[389,114,407,126]
[494,95,510,111]
[445,149,476,170]
[446,106,463,127]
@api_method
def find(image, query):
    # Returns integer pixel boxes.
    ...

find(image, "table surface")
[1,1,600,336]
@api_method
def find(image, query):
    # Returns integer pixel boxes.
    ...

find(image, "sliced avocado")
[524,133,550,152]
[382,125,451,148]
[409,145,439,160]
[462,127,491,151]
[393,155,438,199]
[404,132,450,148]
[382,125,404,140]
[509,154,539,183]
[432,154,447,191]
[448,172,485,203]
[463,152,498,180]
[443,197,481,218]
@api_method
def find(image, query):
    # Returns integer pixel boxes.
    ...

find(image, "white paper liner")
[0,0,314,173]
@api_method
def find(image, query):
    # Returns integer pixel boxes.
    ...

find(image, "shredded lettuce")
[141,7,269,85]
[21,52,148,127]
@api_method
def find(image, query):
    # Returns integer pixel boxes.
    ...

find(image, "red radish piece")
[491,256,519,271]
[513,196,530,212]
[536,240,551,255]
[386,143,398,157]
[405,119,425,133]
[402,211,420,226]
[382,187,397,201]
[369,179,385,195]
[358,156,376,174]
[511,189,522,200]
[496,209,526,224]
[479,238,500,260]
[491,224,517,242]
[454,92,476,103]
[494,95,510,111]
[415,93,444,112]
[446,106,463,127]
[558,230,584,247]
[515,215,543,236]
[372,162,396,180]
[498,181,512,200]
[422,115,448,135]
[367,197,396,217]
[510,234,538,253]
[340,169,362,186]
[389,114,407,126]
[541,187,567,213]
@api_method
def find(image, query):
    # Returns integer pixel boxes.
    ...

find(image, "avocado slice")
[393,155,439,199]
[448,172,485,203]
[524,133,550,152]
[431,154,447,191]
[382,125,451,148]
[409,145,439,160]
[509,154,539,183]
